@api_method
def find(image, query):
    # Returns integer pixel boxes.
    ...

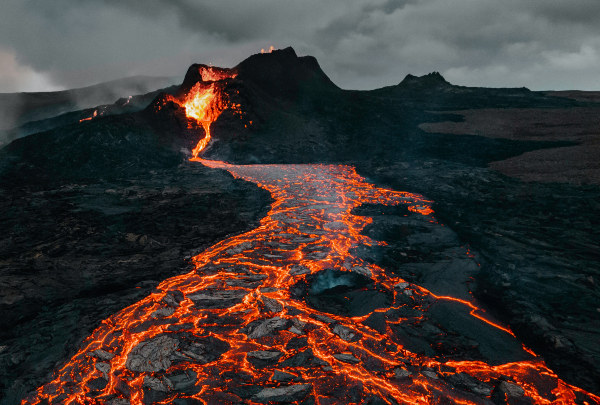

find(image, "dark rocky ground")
[0,47,599,402]
[419,107,600,184]
[0,164,271,403]
[353,159,600,394]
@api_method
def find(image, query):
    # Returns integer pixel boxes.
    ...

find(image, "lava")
[79,106,109,122]
[261,46,275,54]
[23,160,600,405]
[79,110,97,122]
[179,66,237,157]
[198,66,237,82]
[184,83,223,157]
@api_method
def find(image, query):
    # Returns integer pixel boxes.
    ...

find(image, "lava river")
[24,160,600,405]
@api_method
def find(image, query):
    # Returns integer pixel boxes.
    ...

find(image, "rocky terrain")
[0,47,598,403]
[21,161,595,405]
[355,159,600,395]
[0,164,271,403]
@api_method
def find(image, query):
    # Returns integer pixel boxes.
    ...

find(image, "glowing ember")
[198,66,237,82]
[23,160,600,405]
[79,110,97,122]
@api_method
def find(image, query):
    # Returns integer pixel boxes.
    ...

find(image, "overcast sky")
[1,0,600,93]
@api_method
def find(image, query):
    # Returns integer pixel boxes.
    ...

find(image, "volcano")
[1,47,599,405]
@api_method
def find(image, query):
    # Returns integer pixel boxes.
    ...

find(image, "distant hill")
[0,75,181,131]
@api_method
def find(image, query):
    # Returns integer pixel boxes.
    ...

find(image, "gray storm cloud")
[1,0,600,92]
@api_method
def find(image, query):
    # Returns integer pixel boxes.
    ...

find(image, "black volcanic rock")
[234,47,339,100]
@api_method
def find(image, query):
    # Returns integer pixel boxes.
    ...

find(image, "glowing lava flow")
[198,66,237,82]
[181,67,237,157]
[79,110,98,122]
[184,83,224,157]
[23,161,600,405]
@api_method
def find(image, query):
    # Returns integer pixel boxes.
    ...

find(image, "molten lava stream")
[23,160,600,405]
[183,82,226,157]
[178,66,237,158]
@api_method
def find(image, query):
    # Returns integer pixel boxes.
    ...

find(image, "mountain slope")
[0,75,180,132]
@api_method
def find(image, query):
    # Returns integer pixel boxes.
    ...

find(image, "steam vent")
[2,47,599,405]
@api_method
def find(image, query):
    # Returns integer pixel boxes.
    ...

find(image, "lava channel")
[173,65,238,158]
[23,160,600,405]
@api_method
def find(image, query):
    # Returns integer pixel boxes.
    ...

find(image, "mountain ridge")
[0,75,181,132]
